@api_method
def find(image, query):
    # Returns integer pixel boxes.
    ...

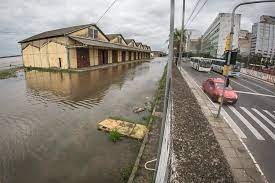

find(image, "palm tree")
[174,28,186,53]
[167,28,186,56]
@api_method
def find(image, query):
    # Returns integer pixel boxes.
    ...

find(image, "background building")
[239,30,251,57]
[186,38,201,54]
[201,13,241,58]
[250,15,275,60]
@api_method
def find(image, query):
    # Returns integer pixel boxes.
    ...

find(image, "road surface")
[180,61,275,183]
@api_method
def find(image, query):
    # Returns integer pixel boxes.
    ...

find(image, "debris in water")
[98,118,147,140]
[133,107,145,113]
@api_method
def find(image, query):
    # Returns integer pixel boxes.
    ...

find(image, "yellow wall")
[22,37,69,69]
[118,50,122,62]
[69,48,77,69]
[108,50,112,64]
[70,25,108,42]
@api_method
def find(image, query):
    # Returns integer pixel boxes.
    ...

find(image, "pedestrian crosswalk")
[227,106,275,141]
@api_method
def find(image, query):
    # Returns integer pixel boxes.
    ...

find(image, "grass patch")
[120,167,132,182]
[109,116,142,124]
[0,67,21,79]
[109,130,122,142]
[24,67,77,73]
[153,64,167,105]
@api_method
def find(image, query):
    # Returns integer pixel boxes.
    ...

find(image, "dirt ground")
[170,63,235,182]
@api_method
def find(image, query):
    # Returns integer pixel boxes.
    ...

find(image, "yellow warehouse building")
[19,24,151,69]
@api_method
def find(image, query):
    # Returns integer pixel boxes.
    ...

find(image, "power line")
[185,0,202,26]
[96,0,119,24]
[186,0,209,27]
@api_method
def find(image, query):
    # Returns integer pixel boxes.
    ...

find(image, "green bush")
[109,130,122,142]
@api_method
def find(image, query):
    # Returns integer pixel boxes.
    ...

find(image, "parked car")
[202,77,238,104]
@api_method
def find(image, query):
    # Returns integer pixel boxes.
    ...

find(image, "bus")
[190,57,212,72]
[211,59,241,77]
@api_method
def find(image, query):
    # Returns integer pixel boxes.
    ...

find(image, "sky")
[0,0,274,56]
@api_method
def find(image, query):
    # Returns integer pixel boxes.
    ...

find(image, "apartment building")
[201,13,241,58]
[250,15,275,60]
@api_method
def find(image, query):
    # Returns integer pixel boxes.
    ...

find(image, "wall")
[70,25,109,42]
[22,36,69,69]
[241,68,275,84]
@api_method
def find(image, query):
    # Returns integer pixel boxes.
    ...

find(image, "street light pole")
[217,0,275,117]
[178,0,186,65]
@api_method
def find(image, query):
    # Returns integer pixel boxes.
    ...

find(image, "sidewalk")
[169,63,265,183]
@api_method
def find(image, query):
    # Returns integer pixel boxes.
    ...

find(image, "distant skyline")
[0,0,274,56]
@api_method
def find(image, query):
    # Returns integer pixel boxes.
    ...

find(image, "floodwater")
[0,57,166,183]
[0,56,23,70]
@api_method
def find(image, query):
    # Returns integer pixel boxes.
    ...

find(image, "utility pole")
[217,0,275,117]
[178,0,186,65]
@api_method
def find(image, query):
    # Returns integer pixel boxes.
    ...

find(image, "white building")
[250,15,275,60]
[201,13,241,58]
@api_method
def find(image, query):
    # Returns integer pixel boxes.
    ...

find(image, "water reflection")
[0,58,166,183]
[25,62,149,110]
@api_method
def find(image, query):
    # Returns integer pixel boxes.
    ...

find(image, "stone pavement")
[177,64,266,183]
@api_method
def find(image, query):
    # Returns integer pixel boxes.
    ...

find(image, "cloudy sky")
[0,0,274,56]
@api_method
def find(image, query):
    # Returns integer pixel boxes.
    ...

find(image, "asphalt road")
[180,61,275,183]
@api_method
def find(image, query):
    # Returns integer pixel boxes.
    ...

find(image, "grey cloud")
[0,0,274,56]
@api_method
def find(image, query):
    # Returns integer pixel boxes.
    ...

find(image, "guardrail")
[241,68,275,84]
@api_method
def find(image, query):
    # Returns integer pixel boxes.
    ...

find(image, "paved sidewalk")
[176,64,266,183]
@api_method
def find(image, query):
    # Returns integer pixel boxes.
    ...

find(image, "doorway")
[112,50,118,63]
[98,49,108,65]
[77,48,90,68]
[122,51,126,62]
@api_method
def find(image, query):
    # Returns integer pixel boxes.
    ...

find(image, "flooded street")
[0,57,166,183]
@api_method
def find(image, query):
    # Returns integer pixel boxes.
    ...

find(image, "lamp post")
[217,0,275,117]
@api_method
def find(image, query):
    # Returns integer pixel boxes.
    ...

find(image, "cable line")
[185,0,202,26]
[96,0,119,24]
[186,0,209,27]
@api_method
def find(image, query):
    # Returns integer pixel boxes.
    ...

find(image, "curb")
[127,107,156,183]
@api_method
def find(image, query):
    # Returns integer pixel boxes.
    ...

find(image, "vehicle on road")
[190,57,212,72]
[210,59,241,77]
[202,77,238,104]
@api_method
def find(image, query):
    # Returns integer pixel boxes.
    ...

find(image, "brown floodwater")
[0,57,166,183]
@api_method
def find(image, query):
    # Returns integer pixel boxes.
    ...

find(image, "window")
[89,28,98,39]
[118,37,122,44]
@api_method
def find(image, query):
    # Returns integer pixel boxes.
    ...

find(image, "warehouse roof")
[19,23,106,43]
[68,35,150,52]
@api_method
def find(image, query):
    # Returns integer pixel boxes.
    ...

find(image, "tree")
[169,28,186,56]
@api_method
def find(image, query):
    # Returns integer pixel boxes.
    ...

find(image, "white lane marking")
[252,108,275,129]
[240,78,275,95]
[241,107,275,140]
[230,79,258,93]
[229,106,264,140]
[263,110,275,120]
[235,91,275,98]
[179,66,247,139]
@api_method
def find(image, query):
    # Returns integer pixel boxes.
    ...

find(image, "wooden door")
[98,49,103,65]
[112,50,118,63]
[103,50,108,64]
[122,51,126,62]
[77,48,90,68]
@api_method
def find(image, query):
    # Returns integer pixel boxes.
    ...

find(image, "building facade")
[239,30,251,57]
[201,13,241,58]
[186,38,201,54]
[250,15,275,60]
[19,24,151,69]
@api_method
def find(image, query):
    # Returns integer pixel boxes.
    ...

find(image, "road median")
[169,63,265,182]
